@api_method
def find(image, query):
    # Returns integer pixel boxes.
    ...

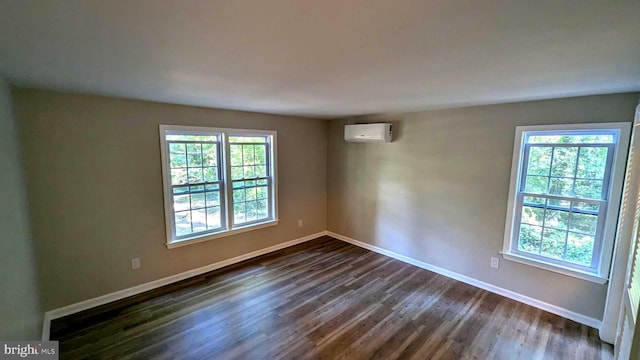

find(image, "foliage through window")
[160,126,277,247]
[503,123,630,282]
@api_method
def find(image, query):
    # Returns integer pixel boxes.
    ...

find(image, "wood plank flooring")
[51,236,613,359]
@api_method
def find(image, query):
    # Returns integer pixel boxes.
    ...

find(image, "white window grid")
[159,125,278,247]
[512,140,616,271]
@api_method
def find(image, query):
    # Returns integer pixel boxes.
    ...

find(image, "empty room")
[2,1,640,359]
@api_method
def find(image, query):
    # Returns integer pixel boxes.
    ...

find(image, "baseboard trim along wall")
[41,231,326,340]
[42,229,601,341]
[326,231,601,329]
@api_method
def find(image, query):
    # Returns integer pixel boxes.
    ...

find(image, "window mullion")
[590,202,609,269]
[520,144,532,192]
[570,147,581,196]
[266,142,273,219]
[512,192,526,253]
[562,201,574,260]
[538,198,548,255]
[223,133,233,231]
[546,147,556,194]
[601,144,616,200]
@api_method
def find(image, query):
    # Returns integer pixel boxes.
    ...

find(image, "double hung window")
[503,123,630,282]
[159,125,278,248]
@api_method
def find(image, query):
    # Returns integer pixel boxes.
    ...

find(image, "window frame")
[159,125,278,249]
[502,122,631,284]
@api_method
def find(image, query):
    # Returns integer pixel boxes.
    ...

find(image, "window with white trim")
[503,123,630,283]
[159,125,278,248]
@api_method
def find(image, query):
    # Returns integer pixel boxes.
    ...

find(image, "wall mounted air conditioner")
[344,123,392,143]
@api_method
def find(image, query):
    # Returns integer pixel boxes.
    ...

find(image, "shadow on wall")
[341,118,402,253]
[344,115,510,277]
[372,119,442,259]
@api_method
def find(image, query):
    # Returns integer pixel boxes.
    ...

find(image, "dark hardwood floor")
[51,236,613,359]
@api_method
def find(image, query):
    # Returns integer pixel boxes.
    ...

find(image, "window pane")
[576,147,608,180]
[205,184,219,191]
[191,208,207,232]
[202,144,217,166]
[186,143,199,152]
[257,199,269,218]
[171,169,187,185]
[525,176,548,193]
[173,186,189,195]
[188,168,204,184]
[187,145,202,167]
[175,211,191,236]
[230,145,243,166]
[173,194,190,212]
[205,191,220,207]
[544,209,569,230]
[243,145,255,165]
[170,153,186,168]
[206,207,221,229]
[548,198,571,209]
[256,186,268,200]
[246,187,257,201]
[566,233,595,266]
[169,143,185,155]
[575,179,603,200]
[190,193,205,209]
[548,177,573,196]
[190,185,204,192]
[233,181,244,189]
[255,165,267,177]
[550,147,578,178]
[518,224,542,253]
[167,134,217,142]
[523,196,546,206]
[569,213,598,235]
[231,166,243,180]
[521,206,544,226]
[541,228,566,259]
[528,134,614,144]
[234,203,246,223]
[526,147,552,176]
[229,136,267,143]
[203,167,218,182]
[257,179,268,186]
[572,201,599,213]
[255,145,266,164]
[244,166,256,179]
[246,201,258,222]
[233,189,245,203]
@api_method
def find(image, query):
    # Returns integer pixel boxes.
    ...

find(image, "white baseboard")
[42,229,601,341]
[42,231,327,340]
[326,231,601,329]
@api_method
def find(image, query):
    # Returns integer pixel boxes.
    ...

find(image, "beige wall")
[327,93,639,320]
[12,87,639,321]
[0,79,42,339]
[13,89,328,311]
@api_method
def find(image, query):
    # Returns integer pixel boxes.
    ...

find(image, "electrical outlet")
[490,257,499,269]
[298,219,303,227]
[131,258,141,270]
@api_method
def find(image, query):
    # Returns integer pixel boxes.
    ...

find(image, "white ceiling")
[1,1,639,118]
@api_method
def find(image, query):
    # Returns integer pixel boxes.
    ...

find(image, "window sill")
[166,219,279,249]
[500,252,608,284]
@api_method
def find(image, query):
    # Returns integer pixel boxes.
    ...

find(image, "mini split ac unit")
[344,123,392,143]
